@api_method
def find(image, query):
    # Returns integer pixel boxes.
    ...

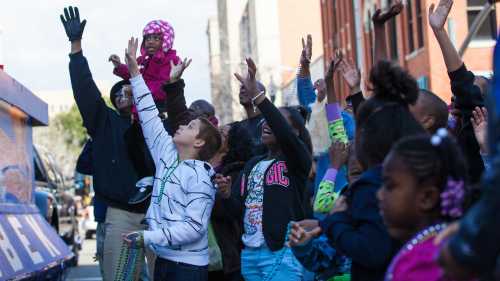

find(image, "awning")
[0,209,73,280]
[0,70,48,126]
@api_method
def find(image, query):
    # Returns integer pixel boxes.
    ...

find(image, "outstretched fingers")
[246,58,257,79]
[69,6,75,19]
[234,73,245,84]
[184,58,192,69]
[126,37,139,59]
[60,14,67,25]
[75,6,80,21]
[63,7,70,22]
[429,3,436,16]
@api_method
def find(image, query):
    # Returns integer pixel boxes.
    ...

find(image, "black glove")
[60,6,87,42]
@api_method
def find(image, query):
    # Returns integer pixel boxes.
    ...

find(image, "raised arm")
[325,52,341,105]
[339,58,364,114]
[429,0,463,73]
[125,37,177,164]
[235,58,312,176]
[297,35,316,111]
[429,0,483,108]
[312,59,350,213]
[372,1,403,63]
[324,57,348,143]
[109,54,132,80]
[162,58,195,133]
[61,7,107,136]
[313,142,349,213]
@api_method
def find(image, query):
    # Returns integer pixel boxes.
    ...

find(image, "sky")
[0,0,217,104]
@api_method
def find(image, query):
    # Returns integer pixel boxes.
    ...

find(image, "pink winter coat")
[113,19,180,113]
[113,49,180,102]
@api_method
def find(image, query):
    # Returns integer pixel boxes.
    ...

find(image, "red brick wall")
[320,0,499,104]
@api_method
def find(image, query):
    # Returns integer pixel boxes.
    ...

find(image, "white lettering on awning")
[25,215,60,257]
[7,216,43,264]
[0,222,23,271]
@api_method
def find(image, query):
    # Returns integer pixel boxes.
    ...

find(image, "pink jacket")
[114,49,180,102]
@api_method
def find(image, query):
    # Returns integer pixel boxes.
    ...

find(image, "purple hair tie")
[440,178,465,218]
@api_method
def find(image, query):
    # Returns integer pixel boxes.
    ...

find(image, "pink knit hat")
[142,20,175,54]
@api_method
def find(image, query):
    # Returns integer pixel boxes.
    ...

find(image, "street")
[66,239,102,281]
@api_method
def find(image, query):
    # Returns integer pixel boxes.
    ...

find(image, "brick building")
[320,0,500,103]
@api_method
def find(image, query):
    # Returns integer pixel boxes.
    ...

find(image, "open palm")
[429,0,454,30]
[472,107,488,153]
[372,0,403,26]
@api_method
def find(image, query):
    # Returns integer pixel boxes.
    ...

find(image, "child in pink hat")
[110,20,180,112]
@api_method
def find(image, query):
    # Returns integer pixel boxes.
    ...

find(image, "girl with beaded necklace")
[378,129,471,281]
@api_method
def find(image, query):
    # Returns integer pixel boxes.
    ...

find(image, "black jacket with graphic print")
[224,98,313,251]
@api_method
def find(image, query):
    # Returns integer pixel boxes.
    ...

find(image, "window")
[389,0,399,60]
[416,0,425,48]
[406,0,415,53]
[467,0,497,41]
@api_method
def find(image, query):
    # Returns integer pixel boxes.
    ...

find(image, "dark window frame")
[467,0,497,41]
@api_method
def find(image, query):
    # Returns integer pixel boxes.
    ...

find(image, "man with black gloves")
[60,7,151,280]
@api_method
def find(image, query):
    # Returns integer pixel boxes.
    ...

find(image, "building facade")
[320,0,500,103]
[208,0,324,123]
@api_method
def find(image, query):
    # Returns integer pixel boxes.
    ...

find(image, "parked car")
[33,147,82,266]
[81,204,98,239]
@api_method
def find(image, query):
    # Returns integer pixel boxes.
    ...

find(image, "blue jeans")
[241,246,303,281]
[154,257,208,281]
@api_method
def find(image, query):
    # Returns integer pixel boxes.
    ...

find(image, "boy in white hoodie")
[122,37,222,281]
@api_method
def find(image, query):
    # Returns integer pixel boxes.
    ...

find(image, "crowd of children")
[60,0,500,280]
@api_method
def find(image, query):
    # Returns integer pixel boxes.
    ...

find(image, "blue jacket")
[320,166,399,281]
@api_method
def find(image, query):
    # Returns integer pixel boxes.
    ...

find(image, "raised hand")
[60,6,87,42]
[372,0,403,26]
[125,37,140,77]
[108,55,121,68]
[214,174,232,199]
[234,58,262,104]
[301,34,313,65]
[298,34,313,78]
[429,0,454,31]
[325,50,343,103]
[472,107,488,154]
[169,58,192,83]
[329,141,350,169]
[325,50,343,82]
[288,220,322,247]
[339,59,361,94]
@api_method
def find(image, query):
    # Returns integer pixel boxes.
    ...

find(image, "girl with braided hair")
[378,129,471,281]
[288,60,426,281]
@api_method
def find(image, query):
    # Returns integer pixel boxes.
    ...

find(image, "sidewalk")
[66,239,102,281]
